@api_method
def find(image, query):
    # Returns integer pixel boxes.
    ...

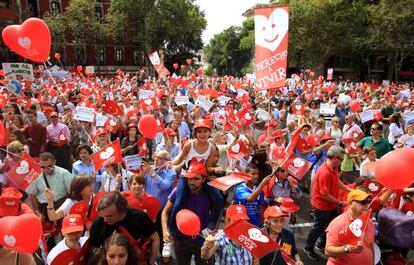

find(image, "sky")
[195,0,270,45]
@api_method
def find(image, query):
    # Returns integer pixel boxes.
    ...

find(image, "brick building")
[0,0,145,73]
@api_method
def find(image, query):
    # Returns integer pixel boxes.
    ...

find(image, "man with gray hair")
[304,146,352,261]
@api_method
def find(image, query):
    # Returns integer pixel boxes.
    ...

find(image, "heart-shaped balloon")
[2,18,51,62]
[0,213,42,253]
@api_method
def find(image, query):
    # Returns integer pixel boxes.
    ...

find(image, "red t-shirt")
[121,191,160,221]
[326,211,375,265]
[24,124,47,157]
[400,201,414,215]
[311,161,339,210]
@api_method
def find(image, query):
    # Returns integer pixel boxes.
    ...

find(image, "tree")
[44,0,107,64]
[367,0,414,81]
[205,20,254,77]
[108,0,206,68]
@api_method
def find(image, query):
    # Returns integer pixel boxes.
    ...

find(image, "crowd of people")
[0,69,414,265]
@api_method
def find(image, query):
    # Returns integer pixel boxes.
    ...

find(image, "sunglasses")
[40,165,54,169]
[355,200,371,205]
[371,127,380,130]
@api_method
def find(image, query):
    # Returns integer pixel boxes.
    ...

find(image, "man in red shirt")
[304,145,351,260]
[325,189,375,265]
[23,110,47,158]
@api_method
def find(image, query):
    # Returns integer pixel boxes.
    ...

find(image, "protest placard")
[74,106,95,123]
[6,80,23,95]
[95,114,108,127]
[2,63,34,80]
[319,103,336,115]
[360,110,374,123]
[195,96,213,112]
[174,96,189,106]
[139,89,155,99]
[124,155,142,170]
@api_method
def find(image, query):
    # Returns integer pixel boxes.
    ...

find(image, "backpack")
[378,207,414,248]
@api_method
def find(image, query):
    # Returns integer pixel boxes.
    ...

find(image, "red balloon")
[306,134,321,147]
[309,71,315,79]
[176,209,200,236]
[0,214,42,253]
[180,65,187,71]
[376,148,414,189]
[197,68,203,76]
[0,121,8,146]
[54,52,61,60]
[2,18,51,62]
[173,63,179,70]
[318,75,324,81]
[77,65,83,72]
[186,58,192,65]
[349,100,361,113]
[0,69,4,76]
[138,114,158,139]
[190,73,196,81]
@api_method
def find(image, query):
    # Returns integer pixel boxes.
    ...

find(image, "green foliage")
[205,0,414,80]
[108,0,206,67]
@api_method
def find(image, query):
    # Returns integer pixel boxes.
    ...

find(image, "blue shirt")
[178,122,191,139]
[72,160,102,192]
[145,167,176,209]
[234,183,264,227]
[156,142,181,160]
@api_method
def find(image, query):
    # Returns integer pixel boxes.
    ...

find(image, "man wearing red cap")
[161,161,223,265]
[47,214,88,265]
[0,187,33,217]
[260,206,303,265]
[46,111,72,171]
[201,205,253,264]
[325,189,375,265]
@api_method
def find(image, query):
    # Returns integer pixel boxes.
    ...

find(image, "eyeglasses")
[355,200,371,205]
[40,165,54,169]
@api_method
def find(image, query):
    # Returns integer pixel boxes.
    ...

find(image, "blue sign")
[7,80,23,95]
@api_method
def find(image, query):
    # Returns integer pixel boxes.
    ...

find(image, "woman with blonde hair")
[92,128,111,152]
[327,117,343,146]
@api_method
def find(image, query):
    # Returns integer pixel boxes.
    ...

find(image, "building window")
[133,48,145,65]
[75,46,86,65]
[115,48,124,64]
[27,0,39,17]
[95,4,103,19]
[96,47,105,64]
[51,0,61,15]
[0,0,11,8]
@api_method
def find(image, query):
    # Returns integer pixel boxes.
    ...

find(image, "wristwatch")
[344,245,350,253]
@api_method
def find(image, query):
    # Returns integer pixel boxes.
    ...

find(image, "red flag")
[342,137,362,155]
[6,153,42,190]
[0,121,9,146]
[91,139,122,171]
[50,249,80,265]
[148,51,171,78]
[338,209,372,245]
[208,172,251,191]
[284,126,303,157]
[104,117,120,134]
[236,107,254,128]
[101,100,124,116]
[57,130,67,146]
[140,97,159,113]
[227,139,249,160]
[254,6,289,90]
[137,137,148,156]
[224,219,280,259]
[291,103,304,115]
[279,152,312,180]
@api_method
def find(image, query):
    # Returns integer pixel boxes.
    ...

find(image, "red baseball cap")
[264,206,288,220]
[264,120,279,129]
[272,130,285,139]
[184,161,207,178]
[164,128,177,136]
[127,122,138,129]
[0,187,22,217]
[95,127,108,136]
[50,112,59,117]
[193,119,211,130]
[43,107,54,114]
[61,214,84,236]
[226,205,249,221]
[279,198,300,213]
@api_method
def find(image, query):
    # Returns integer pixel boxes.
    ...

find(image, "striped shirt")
[214,231,253,265]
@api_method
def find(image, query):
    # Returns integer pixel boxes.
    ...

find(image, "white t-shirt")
[47,236,88,265]
[58,198,77,216]
[388,123,404,145]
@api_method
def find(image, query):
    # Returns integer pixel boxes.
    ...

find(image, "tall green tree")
[367,0,414,81]
[108,0,206,67]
